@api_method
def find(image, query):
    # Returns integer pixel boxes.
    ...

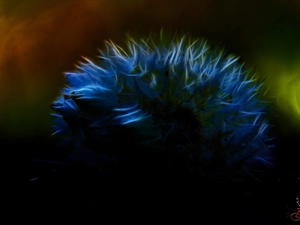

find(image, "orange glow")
[0,0,121,137]
[0,0,300,138]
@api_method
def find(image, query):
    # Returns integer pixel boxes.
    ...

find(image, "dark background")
[0,0,300,223]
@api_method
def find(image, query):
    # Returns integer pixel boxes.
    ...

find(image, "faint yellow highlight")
[277,73,300,118]
[259,59,300,135]
[252,54,300,135]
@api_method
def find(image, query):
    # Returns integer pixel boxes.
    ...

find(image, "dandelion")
[51,32,274,181]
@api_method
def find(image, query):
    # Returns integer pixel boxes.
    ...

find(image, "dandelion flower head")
[51,32,274,181]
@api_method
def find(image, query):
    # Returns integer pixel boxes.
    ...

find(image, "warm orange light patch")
[0,0,120,137]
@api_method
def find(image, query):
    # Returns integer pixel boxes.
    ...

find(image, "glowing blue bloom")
[51,33,274,181]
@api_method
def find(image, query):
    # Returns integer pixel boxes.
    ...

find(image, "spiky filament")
[51,33,274,181]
